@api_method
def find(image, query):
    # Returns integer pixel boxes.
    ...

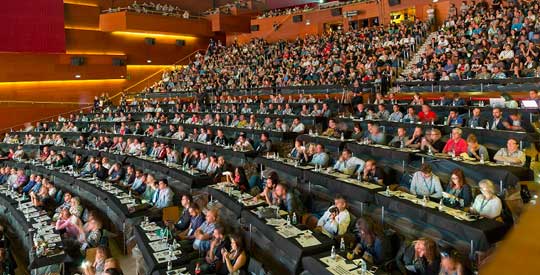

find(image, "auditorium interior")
[1,0,540,274]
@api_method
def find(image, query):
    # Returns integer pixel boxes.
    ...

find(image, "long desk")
[251,158,507,252]
[374,192,506,251]
[341,118,538,148]
[241,209,334,275]
[134,224,192,275]
[82,111,322,126]
[1,143,214,192]
[71,121,300,142]
[4,160,143,231]
[0,186,65,272]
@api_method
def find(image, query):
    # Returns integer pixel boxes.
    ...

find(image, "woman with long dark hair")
[443,168,472,209]
[396,237,440,275]
[352,217,393,265]
[219,234,247,275]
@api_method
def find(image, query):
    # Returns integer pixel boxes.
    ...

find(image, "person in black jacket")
[256,132,272,154]
[94,162,108,181]
[171,194,192,232]
[396,238,440,275]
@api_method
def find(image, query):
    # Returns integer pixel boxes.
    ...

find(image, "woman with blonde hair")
[470,179,502,219]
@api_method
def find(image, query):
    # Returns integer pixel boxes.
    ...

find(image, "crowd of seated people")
[256,4,315,18]
[0,163,125,274]
[141,19,428,94]
[104,1,191,19]
[202,0,249,15]
[405,0,540,81]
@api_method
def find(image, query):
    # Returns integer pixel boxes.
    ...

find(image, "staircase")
[398,31,439,81]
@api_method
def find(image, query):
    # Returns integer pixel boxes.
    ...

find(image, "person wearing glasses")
[442,168,472,209]
[493,138,526,166]
[470,179,502,219]
[442,128,467,156]
[409,164,443,198]
[420,129,445,153]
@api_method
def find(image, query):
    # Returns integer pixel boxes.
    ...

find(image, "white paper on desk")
[321,255,357,271]
[266,218,287,227]
[146,232,161,242]
[166,267,188,275]
[295,234,321,247]
[142,223,161,232]
[153,250,178,263]
[149,240,169,252]
[275,225,303,239]
[120,198,135,204]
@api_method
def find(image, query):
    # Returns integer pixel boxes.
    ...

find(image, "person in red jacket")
[443,128,468,155]
[418,104,437,123]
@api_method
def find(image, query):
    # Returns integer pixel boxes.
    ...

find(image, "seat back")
[162,206,180,224]
[85,247,97,263]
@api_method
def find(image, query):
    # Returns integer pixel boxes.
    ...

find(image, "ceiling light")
[74,74,81,79]
[146,60,152,63]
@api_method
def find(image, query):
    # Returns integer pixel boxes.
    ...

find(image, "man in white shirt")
[494,138,526,166]
[333,149,365,175]
[289,117,305,133]
[317,195,351,238]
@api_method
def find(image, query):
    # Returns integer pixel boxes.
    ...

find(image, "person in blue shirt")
[192,208,218,252]
[178,203,206,250]
[21,174,37,194]
[151,179,173,209]
[272,183,302,216]
[309,144,330,167]
[446,109,464,126]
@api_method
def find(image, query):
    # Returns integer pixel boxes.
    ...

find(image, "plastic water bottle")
[292,212,297,225]
[340,132,344,141]
[330,245,336,260]
[451,149,456,158]
[400,140,404,149]
[340,238,346,252]
[485,122,489,130]
[480,153,485,164]
[286,214,291,225]
[360,259,367,274]
[385,186,390,196]
[438,199,444,211]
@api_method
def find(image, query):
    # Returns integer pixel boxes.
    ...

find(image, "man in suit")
[488,107,506,130]
[172,194,192,232]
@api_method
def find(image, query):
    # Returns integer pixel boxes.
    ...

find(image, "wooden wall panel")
[64,3,100,29]
[65,29,208,65]
[0,104,85,132]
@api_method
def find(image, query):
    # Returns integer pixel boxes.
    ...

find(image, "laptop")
[521,100,539,109]
[489,98,505,108]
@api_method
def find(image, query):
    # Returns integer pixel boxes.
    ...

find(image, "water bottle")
[385,186,390,196]
[422,196,428,207]
[428,146,433,155]
[480,153,485,164]
[485,122,489,130]
[195,262,201,275]
[330,245,336,260]
[309,129,313,135]
[444,117,448,126]
[340,238,346,252]
[292,212,297,225]
[438,199,444,211]
[286,214,291,226]
[451,149,456,158]
[360,259,367,274]
[340,132,344,141]
[400,140,404,149]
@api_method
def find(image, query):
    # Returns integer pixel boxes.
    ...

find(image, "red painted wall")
[0,0,66,53]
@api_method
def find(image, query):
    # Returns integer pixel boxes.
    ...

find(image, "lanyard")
[479,198,490,212]
[422,176,433,193]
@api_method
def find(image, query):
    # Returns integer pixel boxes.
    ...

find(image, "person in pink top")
[55,208,82,240]
[443,128,468,155]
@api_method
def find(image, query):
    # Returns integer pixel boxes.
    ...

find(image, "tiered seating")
[403,0,540,81]
[141,20,429,95]
[2,86,535,274]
